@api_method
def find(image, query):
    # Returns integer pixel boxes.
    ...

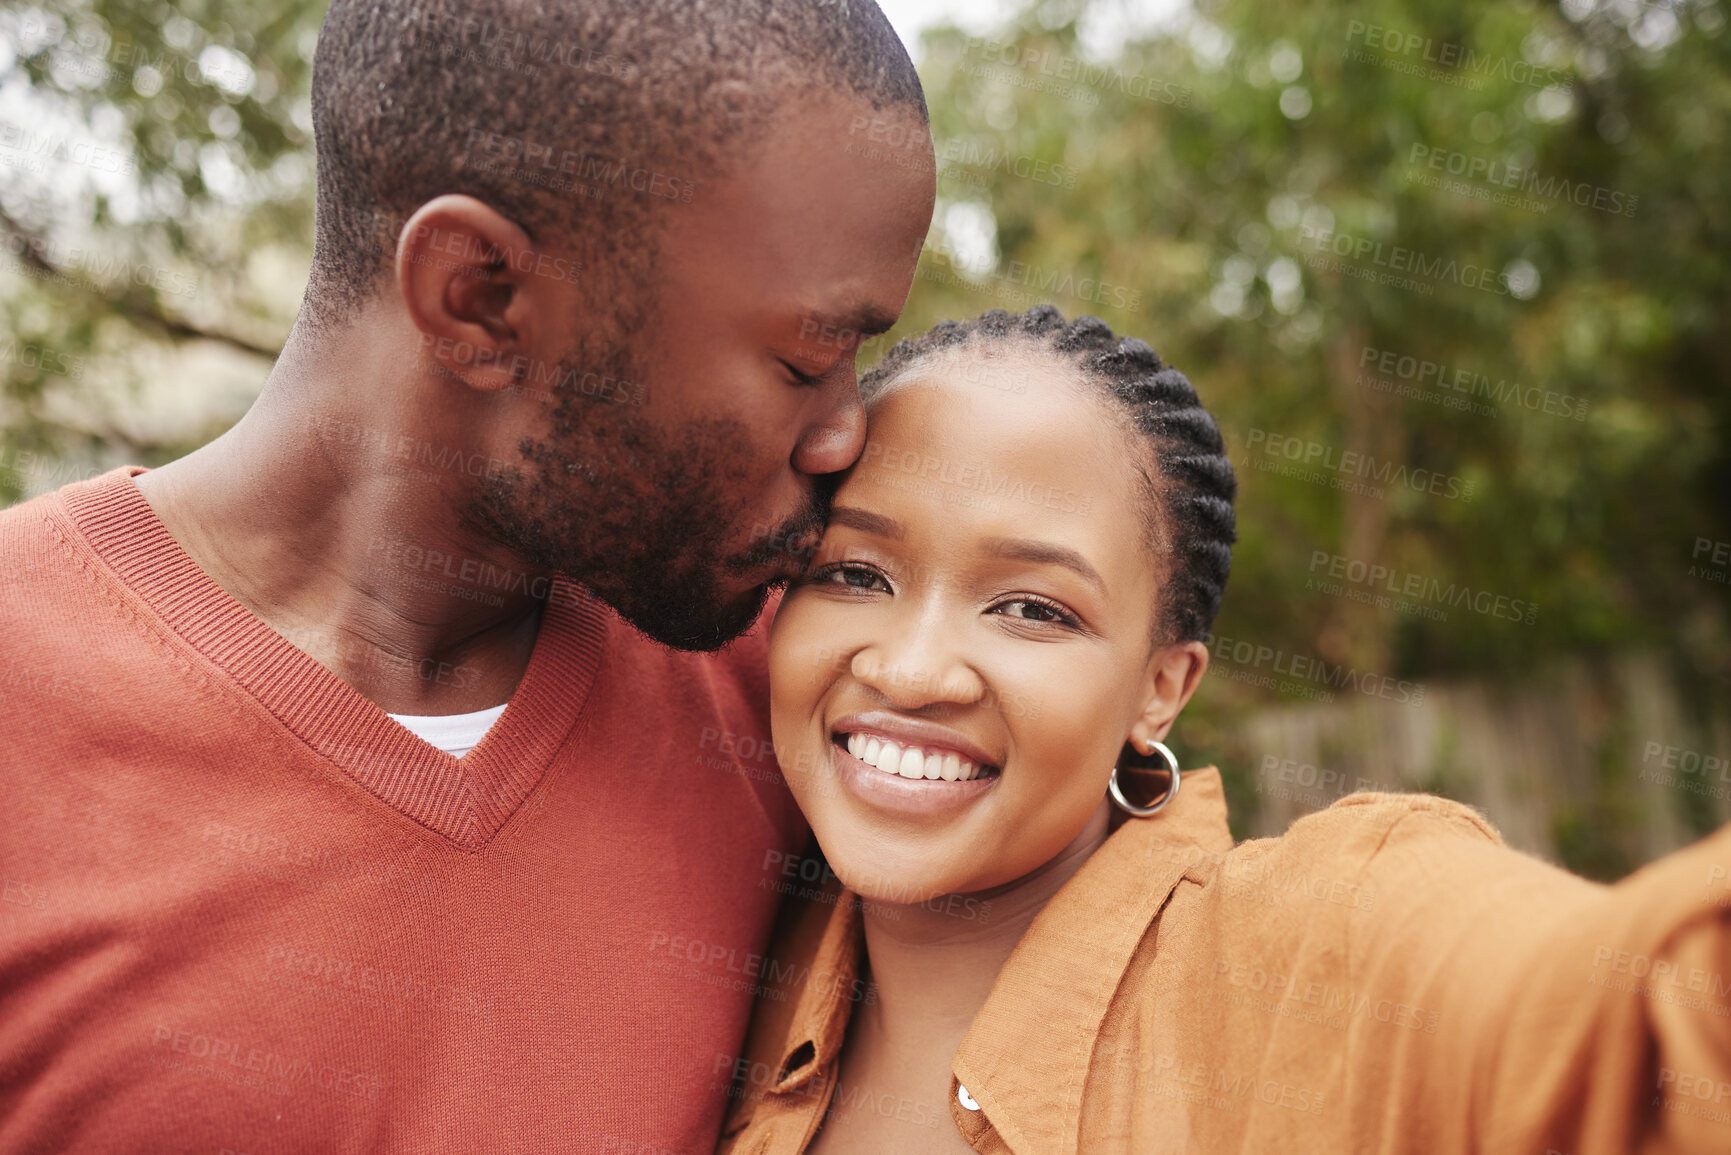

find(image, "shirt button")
[957,1084,980,1111]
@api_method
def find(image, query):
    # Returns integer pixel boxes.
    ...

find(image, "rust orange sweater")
[0,467,807,1154]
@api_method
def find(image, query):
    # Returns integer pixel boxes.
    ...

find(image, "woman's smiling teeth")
[843,732,990,782]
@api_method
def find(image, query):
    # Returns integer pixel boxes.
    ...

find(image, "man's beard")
[464,349,832,651]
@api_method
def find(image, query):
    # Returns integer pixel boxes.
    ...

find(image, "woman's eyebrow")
[980,537,1106,594]
[829,507,905,539]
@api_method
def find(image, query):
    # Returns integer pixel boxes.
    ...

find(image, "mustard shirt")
[715,767,1731,1154]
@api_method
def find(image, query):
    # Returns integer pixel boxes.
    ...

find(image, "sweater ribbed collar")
[54,466,609,851]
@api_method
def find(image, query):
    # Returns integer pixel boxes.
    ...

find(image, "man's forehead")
[692,96,933,217]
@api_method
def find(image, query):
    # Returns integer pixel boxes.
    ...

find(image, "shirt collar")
[761,767,1233,1149]
[952,765,1233,1155]
[766,884,863,1096]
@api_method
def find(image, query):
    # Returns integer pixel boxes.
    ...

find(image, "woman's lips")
[828,733,998,815]
[843,731,990,781]
[829,710,999,770]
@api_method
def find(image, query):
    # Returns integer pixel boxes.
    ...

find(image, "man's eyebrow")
[850,308,901,337]
[828,507,905,539]
[804,306,901,337]
[981,536,1107,594]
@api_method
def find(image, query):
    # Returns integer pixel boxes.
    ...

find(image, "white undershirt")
[386,702,508,758]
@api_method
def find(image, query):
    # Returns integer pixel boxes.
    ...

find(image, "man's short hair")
[306,0,927,326]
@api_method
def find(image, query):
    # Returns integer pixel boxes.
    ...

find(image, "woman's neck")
[842,799,1115,1112]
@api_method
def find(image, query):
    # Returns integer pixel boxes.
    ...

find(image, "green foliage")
[0,0,320,500]
[890,0,1731,700]
[1,0,1727,710]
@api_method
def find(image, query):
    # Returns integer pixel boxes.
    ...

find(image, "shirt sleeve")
[1338,800,1731,1155]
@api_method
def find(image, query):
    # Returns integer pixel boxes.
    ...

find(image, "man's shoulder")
[0,477,148,728]
[702,588,779,677]
[0,463,144,557]
[600,591,778,752]
[602,586,779,690]
[585,587,801,844]
[0,481,67,544]
[0,478,103,610]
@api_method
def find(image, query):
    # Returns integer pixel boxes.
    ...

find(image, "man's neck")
[133,313,556,715]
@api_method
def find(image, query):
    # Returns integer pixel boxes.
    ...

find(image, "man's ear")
[1127,640,1210,752]
[395,194,562,392]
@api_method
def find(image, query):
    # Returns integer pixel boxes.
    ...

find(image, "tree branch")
[0,206,284,361]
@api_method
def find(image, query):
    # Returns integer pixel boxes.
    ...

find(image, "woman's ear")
[1127,640,1210,752]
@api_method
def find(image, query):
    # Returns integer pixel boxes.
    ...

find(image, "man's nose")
[792,374,867,477]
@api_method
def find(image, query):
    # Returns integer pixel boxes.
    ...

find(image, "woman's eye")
[815,564,891,592]
[990,598,1079,627]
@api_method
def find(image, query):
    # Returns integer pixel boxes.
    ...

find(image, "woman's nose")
[848,615,985,709]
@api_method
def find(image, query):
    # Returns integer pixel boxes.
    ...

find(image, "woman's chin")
[833,863,974,911]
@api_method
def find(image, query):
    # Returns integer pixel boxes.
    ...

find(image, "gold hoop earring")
[1108,740,1181,817]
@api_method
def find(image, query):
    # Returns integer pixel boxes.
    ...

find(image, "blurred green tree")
[0,0,319,496]
[885,0,1731,865]
[2,0,1727,868]
[899,0,1730,680]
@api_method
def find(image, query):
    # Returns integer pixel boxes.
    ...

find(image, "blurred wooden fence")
[1216,653,1731,880]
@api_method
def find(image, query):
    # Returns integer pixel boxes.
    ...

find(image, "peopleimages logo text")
[1245,429,1475,502]
[1408,144,1638,218]
[1307,551,1538,625]
[1298,225,1528,298]
[1359,346,1588,421]
[1206,633,1426,705]
[1345,21,1571,91]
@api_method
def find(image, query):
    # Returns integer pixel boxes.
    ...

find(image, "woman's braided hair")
[858,305,1237,645]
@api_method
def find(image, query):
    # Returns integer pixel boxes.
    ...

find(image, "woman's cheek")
[1005,669,1120,807]
[769,595,823,695]
[768,599,841,801]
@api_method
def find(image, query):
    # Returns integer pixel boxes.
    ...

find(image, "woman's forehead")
[866,339,1074,402]
[844,358,1147,535]
[862,347,1131,466]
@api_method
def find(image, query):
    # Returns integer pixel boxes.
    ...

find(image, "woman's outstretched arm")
[1336,799,1731,1154]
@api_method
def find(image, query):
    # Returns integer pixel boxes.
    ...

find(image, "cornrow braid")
[858,305,1237,644]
